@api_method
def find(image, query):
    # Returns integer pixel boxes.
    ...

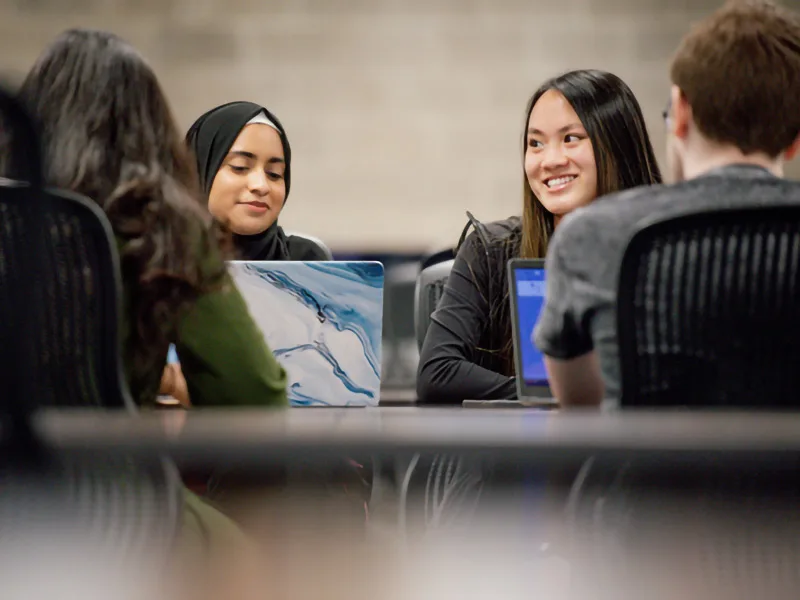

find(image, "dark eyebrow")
[528,123,584,136]
[227,150,257,160]
[227,151,285,165]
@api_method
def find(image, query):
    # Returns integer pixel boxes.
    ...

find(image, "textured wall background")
[2,0,798,251]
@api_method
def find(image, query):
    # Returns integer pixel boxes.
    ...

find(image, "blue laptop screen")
[513,267,548,386]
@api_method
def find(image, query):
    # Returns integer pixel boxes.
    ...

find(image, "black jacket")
[416,216,522,404]
[232,228,329,261]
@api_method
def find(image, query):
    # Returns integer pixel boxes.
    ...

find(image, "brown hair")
[519,69,662,259]
[18,29,231,402]
[670,0,800,157]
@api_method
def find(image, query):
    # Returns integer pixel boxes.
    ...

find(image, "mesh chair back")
[0,455,183,561]
[414,259,454,350]
[0,454,184,599]
[420,247,455,271]
[0,84,182,597]
[0,84,132,409]
[0,81,48,425]
[617,206,800,407]
[566,457,800,599]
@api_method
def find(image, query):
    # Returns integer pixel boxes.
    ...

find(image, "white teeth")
[546,176,576,188]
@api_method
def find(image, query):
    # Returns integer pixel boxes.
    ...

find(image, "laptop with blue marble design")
[228,261,384,407]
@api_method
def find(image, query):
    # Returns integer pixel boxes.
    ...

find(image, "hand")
[159,362,192,408]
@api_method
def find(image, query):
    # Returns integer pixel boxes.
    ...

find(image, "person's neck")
[681,144,783,181]
[234,229,271,240]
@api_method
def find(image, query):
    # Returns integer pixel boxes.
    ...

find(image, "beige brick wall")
[2,0,799,251]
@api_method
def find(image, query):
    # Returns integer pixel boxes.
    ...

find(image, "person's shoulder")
[555,183,679,243]
[775,178,800,202]
[568,171,800,233]
[459,215,521,253]
[286,234,330,261]
[483,215,522,240]
[547,183,681,276]
[453,215,520,277]
[741,173,800,200]
[584,182,680,218]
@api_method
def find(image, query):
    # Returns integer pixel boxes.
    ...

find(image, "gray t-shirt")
[533,164,800,406]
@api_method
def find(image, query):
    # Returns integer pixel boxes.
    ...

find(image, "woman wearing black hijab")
[186,101,327,261]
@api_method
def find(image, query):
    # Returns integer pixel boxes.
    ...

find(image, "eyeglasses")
[662,97,672,124]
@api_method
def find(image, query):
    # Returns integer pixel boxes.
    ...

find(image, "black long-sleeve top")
[416,217,522,404]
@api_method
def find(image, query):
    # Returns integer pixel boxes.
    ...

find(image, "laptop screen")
[512,266,548,386]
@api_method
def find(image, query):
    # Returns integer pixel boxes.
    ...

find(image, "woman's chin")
[231,216,279,236]
[539,194,594,219]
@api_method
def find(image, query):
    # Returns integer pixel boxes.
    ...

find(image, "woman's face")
[208,124,287,235]
[524,89,598,222]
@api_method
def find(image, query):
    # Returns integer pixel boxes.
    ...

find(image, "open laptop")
[227,261,384,407]
[507,258,558,408]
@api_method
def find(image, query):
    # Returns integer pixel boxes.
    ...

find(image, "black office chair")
[420,247,455,272]
[0,83,183,596]
[0,101,134,410]
[617,205,800,407]
[0,452,184,583]
[564,456,800,598]
[414,259,454,350]
[382,261,420,388]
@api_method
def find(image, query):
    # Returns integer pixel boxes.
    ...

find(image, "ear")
[784,132,800,161]
[670,85,691,141]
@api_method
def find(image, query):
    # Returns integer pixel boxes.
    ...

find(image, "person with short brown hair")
[533,0,800,407]
[668,0,800,179]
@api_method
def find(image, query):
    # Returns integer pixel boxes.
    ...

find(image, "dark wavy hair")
[18,29,230,400]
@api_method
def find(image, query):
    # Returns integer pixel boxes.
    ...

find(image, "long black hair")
[18,28,230,401]
[472,69,663,375]
[519,69,662,260]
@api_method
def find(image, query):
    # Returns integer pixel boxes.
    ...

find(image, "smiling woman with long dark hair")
[18,28,287,408]
[416,69,662,404]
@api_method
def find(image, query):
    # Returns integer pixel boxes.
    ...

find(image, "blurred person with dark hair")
[534,0,800,407]
[13,29,289,583]
[417,69,661,404]
[18,29,288,409]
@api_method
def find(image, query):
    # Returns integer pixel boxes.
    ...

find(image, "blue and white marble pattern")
[229,261,384,407]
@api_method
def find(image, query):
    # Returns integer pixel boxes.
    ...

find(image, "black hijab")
[185,101,293,260]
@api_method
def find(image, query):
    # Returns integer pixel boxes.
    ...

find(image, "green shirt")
[173,272,288,407]
[118,227,288,408]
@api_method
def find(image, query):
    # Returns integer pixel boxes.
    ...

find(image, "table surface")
[22,408,800,465]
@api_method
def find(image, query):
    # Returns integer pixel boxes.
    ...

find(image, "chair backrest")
[0,85,133,410]
[0,89,183,593]
[285,230,334,260]
[0,454,184,595]
[565,456,800,597]
[382,262,420,387]
[617,205,800,407]
[420,247,455,272]
[414,259,454,350]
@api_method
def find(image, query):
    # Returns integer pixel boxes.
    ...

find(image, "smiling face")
[207,123,287,235]
[524,89,598,222]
